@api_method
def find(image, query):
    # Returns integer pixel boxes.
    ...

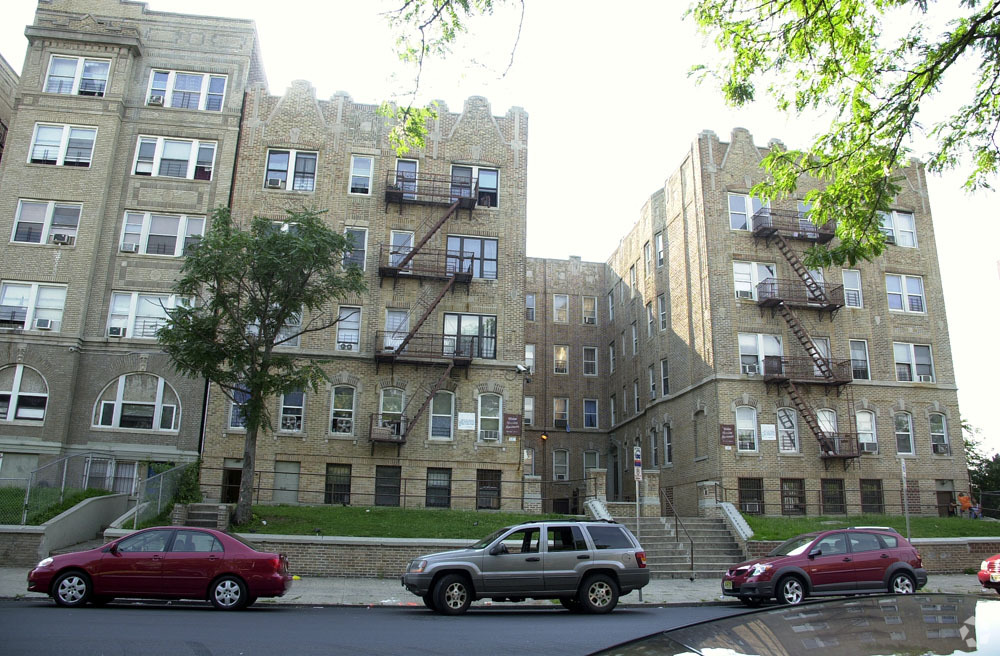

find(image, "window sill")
[427,437,455,443]
[347,192,372,197]
[0,419,47,426]
[26,163,93,170]
[694,455,709,462]
[130,175,212,183]
[777,453,804,458]
[91,425,179,434]
[276,431,305,438]
[262,189,315,194]
[10,242,77,250]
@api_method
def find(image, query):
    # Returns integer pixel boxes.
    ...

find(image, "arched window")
[777,407,798,453]
[857,410,877,453]
[478,393,502,442]
[379,388,404,436]
[736,406,757,451]
[0,365,48,421]
[930,413,949,455]
[429,390,454,440]
[894,412,914,454]
[330,386,355,435]
[93,373,179,430]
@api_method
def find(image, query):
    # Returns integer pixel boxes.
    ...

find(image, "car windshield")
[470,527,511,549]
[769,533,817,557]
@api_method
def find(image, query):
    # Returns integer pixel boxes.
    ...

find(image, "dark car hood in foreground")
[592,594,989,656]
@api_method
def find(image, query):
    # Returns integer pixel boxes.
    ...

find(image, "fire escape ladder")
[394,200,461,270]
[395,277,457,353]
[401,363,455,438]
[772,234,828,305]
[781,379,833,453]
[776,304,834,379]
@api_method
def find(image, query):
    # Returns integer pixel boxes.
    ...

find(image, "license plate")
[990,573,1000,583]
[724,580,733,590]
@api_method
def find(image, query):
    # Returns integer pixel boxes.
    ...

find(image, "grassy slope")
[745,513,1000,541]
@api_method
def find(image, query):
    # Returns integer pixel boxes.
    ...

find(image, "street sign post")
[633,445,643,603]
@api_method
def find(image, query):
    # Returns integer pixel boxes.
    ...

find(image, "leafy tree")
[689,0,1000,266]
[158,208,365,524]
[965,422,1000,515]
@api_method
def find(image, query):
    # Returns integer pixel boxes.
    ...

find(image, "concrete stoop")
[614,515,745,579]
[173,503,231,530]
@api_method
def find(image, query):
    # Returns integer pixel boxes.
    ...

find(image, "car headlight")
[408,559,428,574]
[982,561,989,572]
[750,563,773,577]
[36,557,53,568]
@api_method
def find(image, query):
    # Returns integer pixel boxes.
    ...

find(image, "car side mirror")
[108,542,119,555]
[808,547,822,558]
[490,544,508,556]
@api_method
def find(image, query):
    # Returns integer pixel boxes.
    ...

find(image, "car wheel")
[889,572,915,595]
[53,571,91,608]
[422,593,437,610]
[433,574,472,615]
[211,575,248,611]
[776,576,805,605]
[578,574,619,614]
[740,596,763,608]
[559,597,585,613]
[90,596,114,606]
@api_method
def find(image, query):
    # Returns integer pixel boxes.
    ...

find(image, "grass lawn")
[0,487,113,525]
[745,513,1000,541]
[233,505,571,539]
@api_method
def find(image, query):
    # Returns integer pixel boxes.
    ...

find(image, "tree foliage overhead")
[690,0,1000,266]
[158,207,365,523]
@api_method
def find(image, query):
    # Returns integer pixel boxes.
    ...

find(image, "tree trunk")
[233,425,259,525]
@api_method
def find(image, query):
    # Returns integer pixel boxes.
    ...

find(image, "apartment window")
[660,359,669,396]
[430,391,454,439]
[343,227,367,270]
[843,269,862,307]
[280,389,304,432]
[610,395,617,425]
[121,211,204,256]
[633,380,640,413]
[478,393,502,442]
[582,296,597,325]
[657,294,666,330]
[0,282,67,332]
[584,450,599,472]
[733,261,776,300]
[857,410,877,453]
[821,479,847,514]
[879,210,917,247]
[655,232,665,266]
[393,159,418,199]
[264,149,317,191]
[444,313,497,359]
[631,322,638,354]
[451,165,499,207]
[133,136,215,180]
[643,242,652,275]
[229,385,249,429]
[738,478,764,514]
[894,343,934,382]
[860,479,884,513]
[375,465,401,507]
[607,291,614,321]
[552,449,569,481]
[336,306,361,351]
[648,364,656,398]
[94,373,179,431]
[378,388,405,437]
[147,69,226,111]
[446,235,497,279]
[609,342,616,372]
[663,424,673,465]
[629,265,637,296]
[45,55,110,96]
[0,365,48,421]
[930,413,950,455]
[584,399,598,428]
[554,398,569,428]
[30,123,96,167]
[324,464,351,504]
[523,447,535,476]
[739,333,782,375]
[349,155,373,194]
[12,200,81,245]
[650,427,660,469]
[646,302,654,336]
[525,293,535,321]
[736,406,758,451]
[107,292,189,339]
[729,194,767,230]
[525,344,535,374]
[817,408,838,442]
[523,396,534,427]
[426,468,452,508]
[583,347,598,376]
[330,386,355,435]
[886,274,925,313]
[777,407,799,453]
[850,340,870,380]
[781,479,806,515]
[553,294,569,323]
[895,412,914,454]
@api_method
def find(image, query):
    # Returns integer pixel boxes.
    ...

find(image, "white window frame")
[894,342,935,382]
[650,427,659,466]
[655,232,665,267]
[553,449,569,481]
[525,344,535,374]
[29,123,96,167]
[450,164,499,208]
[646,302,654,337]
[886,274,925,314]
[583,399,598,428]
[610,395,617,425]
[229,385,249,429]
[609,342,616,373]
[930,413,949,455]
[12,199,81,245]
[663,424,672,465]
[379,388,405,436]
[583,450,599,471]
[879,210,917,247]
[842,269,863,308]
[857,410,877,453]
[895,412,914,455]
[330,385,356,435]
[107,292,190,339]
[429,390,455,440]
[147,69,227,111]
[0,281,67,332]
[777,407,799,453]
[344,227,367,270]
[607,291,614,321]
[477,393,502,442]
[736,406,758,452]
[132,135,216,180]
[523,396,534,427]
[850,340,870,380]
[525,293,536,321]
[45,55,110,96]
[93,373,180,432]
[553,397,569,428]
[120,211,204,257]
[349,155,374,195]
[583,347,598,376]
[733,261,776,300]
[739,333,782,375]
[336,306,361,352]
[629,265,637,296]
[643,241,652,275]
[279,389,304,432]
[657,294,666,330]
[523,447,535,476]
[0,364,48,422]
[264,149,318,191]
[631,322,638,355]
[729,194,768,231]
[394,159,418,199]
[660,359,669,396]
[553,294,569,323]
[633,380,640,413]
[582,296,597,325]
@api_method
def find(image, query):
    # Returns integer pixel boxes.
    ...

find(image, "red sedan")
[27,526,292,610]
[978,555,1000,594]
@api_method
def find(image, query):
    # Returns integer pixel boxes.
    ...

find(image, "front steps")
[615,516,745,579]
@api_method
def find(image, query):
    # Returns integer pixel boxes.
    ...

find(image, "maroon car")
[978,555,1000,593]
[722,527,927,606]
[28,526,292,610]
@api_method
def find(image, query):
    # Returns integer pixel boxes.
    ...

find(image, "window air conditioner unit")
[337,342,356,351]
[918,375,934,383]
[50,233,74,246]
[265,178,284,189]
[741,363,759,375]
[860,442,878,454]
[742,502,761,514]
[147,94,164,106]
[120,242,139,253]
[584,316,596,325]
[554,419,568,429]
[932,443,950,455]
[34,318,53,330]
[107,326,126,338]
[736,289,755,300]
[555,473,566,481]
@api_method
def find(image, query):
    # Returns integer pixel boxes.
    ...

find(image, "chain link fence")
[130,463,192,529]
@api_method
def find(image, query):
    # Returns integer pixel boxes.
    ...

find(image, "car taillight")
[636,551,647,568]
[270,557,281,572]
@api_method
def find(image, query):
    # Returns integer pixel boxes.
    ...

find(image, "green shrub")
[27,488,113,525]
[175,459,202,505]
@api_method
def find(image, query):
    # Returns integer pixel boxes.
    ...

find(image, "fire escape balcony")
[369,414,407,445]
[377,245,474,282]
[757,278,845,311]
[762,356,853,385]
[374,332,495,365]
[385,171,492,210]
[818,433,861,459]
[751,208,835,243]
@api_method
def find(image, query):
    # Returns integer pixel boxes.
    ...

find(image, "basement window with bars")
[860,479,885,514]
[738,478,764,515]
[425,468,452,508]
[324,464,351,505]
[821,479,847,514]
[781,479,806,515]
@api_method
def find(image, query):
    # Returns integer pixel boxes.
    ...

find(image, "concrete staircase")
[615,516,746,579]
[172,503,230,530]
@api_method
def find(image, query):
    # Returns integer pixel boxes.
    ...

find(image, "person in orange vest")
[958,492,973,517]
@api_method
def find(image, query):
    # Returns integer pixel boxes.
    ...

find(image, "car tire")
[776,576,805,605]
[90,595,114,606]
[53,571,91,608]
[739,596,763,608]
[889,572,915,595]
[210,575,248,611]
[559,597,585,613]
[422,593,437,610]
[578,574,619,614]
[433,574,472,615]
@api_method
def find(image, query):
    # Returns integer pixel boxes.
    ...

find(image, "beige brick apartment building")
[0,52,17,169]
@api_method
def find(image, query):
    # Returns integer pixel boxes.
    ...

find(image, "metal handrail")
[658,488,695,580]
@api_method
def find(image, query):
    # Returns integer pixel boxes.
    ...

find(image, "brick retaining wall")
[0,527,45,567]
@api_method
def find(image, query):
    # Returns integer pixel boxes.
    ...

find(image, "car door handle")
[525,557,540,562]
[577,555,590,560]
[881,554,890,558]
[152,555,163,560]
[842,557,851,562]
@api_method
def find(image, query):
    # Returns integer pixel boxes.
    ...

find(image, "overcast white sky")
[2,0,997,454]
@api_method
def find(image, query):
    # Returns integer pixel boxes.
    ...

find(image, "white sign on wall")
[761,424,777,441]
[457,412,476,431]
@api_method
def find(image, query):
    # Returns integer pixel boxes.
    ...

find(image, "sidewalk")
[0,568,993,607]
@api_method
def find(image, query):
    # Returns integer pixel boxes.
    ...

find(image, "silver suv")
[401,519,650,614]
